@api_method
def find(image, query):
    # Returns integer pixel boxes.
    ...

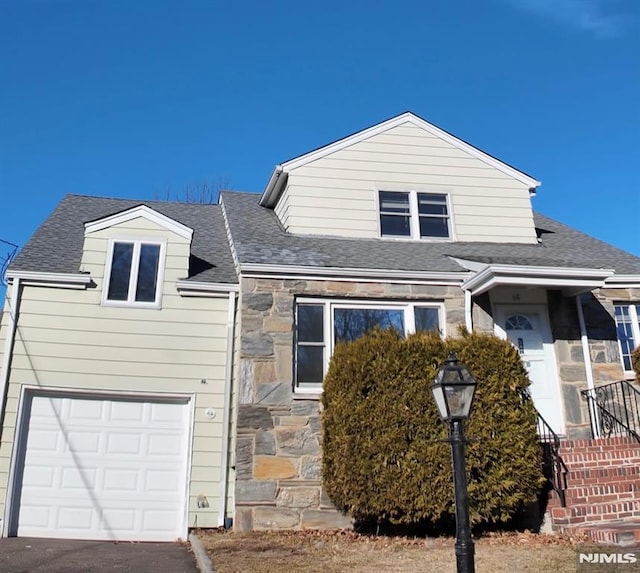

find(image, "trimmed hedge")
[322,328,544,527]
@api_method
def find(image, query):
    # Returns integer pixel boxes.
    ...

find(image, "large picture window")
[379,190,451,240]
[614,304,640,373]
[294,299,444,390]
[103,240,164,307]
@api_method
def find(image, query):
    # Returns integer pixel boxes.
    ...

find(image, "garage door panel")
[15,394,191,541]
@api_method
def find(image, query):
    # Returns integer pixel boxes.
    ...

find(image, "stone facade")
[232,276,639,528]
[233,277,466,531]
[548,289,635,439]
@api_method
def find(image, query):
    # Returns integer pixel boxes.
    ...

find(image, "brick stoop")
[574,521,640,547]
[548,437,640,546]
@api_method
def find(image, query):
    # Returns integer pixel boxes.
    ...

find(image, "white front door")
[12,393,191,541]
[495,305,564,435]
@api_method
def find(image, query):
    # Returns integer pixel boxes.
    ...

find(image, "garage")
[10,392,192,542]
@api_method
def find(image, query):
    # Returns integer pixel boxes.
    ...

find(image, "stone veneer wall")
[548,289,636,439]
[233,277,466,531]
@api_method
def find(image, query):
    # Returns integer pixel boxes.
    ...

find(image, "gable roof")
[222,191,640,278]
[10,195,238,284]
[260,112,541,207]
[84,204,194,240]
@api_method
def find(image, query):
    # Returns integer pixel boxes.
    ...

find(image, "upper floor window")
[378,190,451,240]
[103,240,165,307]
[614,304,640,374]
[294,299,444,391]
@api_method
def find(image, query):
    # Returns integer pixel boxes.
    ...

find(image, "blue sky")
[1,0,639,288]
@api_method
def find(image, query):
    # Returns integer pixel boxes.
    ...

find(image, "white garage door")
[14,393,191,542]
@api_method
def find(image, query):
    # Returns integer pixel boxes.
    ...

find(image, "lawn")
[198,529,618,573]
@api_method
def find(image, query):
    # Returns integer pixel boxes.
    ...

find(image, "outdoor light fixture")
[431,352,477,421]
[432,352,477,573]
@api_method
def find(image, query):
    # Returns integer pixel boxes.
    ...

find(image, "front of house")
[0,112,639,538]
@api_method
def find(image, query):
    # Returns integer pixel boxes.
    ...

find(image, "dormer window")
[378,190,451,240]
[103,240,165,307]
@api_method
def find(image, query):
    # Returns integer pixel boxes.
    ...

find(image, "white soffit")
[260,112,541,206]
[463,264,615,296]
[84,205,193,240]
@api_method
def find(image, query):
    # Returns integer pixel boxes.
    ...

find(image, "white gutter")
[604,275,640,288]
[240,263,469,285]
[462,264,615,296]
[0,278,21,435]
[464,290,473,332]
[576,294,599,437]
[259,165,285,207]
[175,280,239,296]
[217,291,236,527]
[5,271,91,289]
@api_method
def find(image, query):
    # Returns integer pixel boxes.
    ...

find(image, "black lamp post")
[432,352,477,573]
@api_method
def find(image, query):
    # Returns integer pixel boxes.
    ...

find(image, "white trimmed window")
[294,299,444,391]
[103,240,165,307]
[614,303,640,374]
[378,190,451,240]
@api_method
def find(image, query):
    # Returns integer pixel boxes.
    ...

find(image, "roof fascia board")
[6,270,92,289]
[259,112,540,207]
[239,262,469,285]
[175,280,239,296]
[84,205,193,240]
[463,264,615,296]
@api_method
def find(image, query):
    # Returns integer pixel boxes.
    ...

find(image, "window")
[379,190,451,240]
[614,304,640,373]
[104,240,164,306]
[294,300,444,390]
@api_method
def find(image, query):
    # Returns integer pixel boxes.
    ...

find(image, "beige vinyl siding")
[276,121,538,243]
[0,216,236,529]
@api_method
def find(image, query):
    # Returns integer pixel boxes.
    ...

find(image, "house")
[0,112,639,541]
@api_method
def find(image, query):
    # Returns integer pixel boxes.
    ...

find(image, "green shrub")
[632,346,640,382]
[322,328,544,528]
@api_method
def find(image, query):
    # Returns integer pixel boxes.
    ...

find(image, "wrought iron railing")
[521,389,567,507]
[581,380,640,442]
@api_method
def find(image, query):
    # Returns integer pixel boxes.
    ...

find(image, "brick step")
[559,438,640,453]
[565,465,640,485]
[562,483,640,503]
[551,500,640,527]
[571,521,640,547]
[559,452,640,468]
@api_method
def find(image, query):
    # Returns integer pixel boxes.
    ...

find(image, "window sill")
[293,389,322,401]
[378,235,453,243]
[101,300,162,310]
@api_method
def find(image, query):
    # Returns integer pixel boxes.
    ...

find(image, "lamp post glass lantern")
[432,352,477,573]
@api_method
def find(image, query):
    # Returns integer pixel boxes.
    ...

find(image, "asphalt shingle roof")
[220,191,640,275]
[10,194,238,284]
[12,192,640,282]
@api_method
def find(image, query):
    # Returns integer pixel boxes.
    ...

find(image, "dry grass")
[198,529,598,573]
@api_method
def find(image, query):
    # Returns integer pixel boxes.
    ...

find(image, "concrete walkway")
[0,537,200,573]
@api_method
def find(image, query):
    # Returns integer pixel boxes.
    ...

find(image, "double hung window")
[379,190,451,239]
[295,300,443,390]
[614,304,640,373]
[104,240,164,307]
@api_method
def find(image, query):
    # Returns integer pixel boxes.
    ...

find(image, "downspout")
[0,278,21,438]
[464,290,473,332]
[576,294,598,436]
[217,290,236,527]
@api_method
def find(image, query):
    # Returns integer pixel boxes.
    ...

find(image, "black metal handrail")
[521,389,567,507]
[581,380,640,443]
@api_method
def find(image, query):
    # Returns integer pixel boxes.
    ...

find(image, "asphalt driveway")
[0,537,200,573]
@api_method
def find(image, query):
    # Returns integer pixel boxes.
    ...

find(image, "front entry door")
[496,306,564,435]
